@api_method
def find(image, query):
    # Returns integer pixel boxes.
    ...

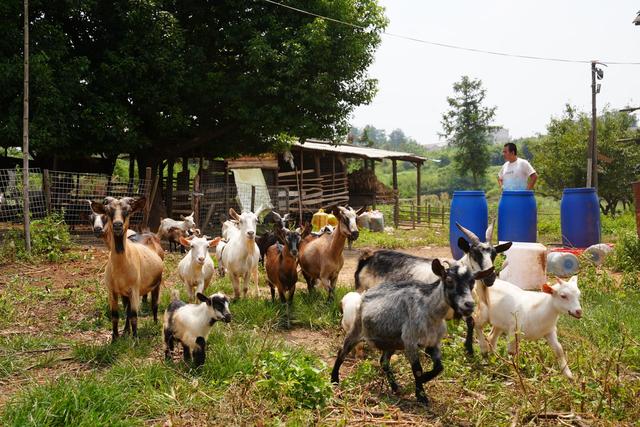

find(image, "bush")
[256,350,332,410]
[606,232,640,274]
[0,212,73,263]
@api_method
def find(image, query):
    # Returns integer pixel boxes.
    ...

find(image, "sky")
[350,1,640,145]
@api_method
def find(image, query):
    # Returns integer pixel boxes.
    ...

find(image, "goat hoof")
[416,394,429,406]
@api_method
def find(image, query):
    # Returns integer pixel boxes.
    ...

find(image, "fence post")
[441,205,445,226]
[411,199,415,229]
[42,169,51,214]
[427,202,431,226]
[193,173,201,227]
[251,185,256,212]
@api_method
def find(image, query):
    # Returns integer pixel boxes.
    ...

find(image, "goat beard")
[114,233,126,254]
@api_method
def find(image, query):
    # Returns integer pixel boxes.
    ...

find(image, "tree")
[440,76,497,187]
[531,105,640,215]
[0,0,387,173]
[388,128,406,147]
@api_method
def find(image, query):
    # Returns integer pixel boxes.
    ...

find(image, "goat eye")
[560,294,567,299]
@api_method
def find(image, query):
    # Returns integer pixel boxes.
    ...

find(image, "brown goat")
[265,227,303,327]
[91,197,164,341]
[298,206,362,300]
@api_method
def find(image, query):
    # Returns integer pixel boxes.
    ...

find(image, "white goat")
[157,212,196,248]
[474,276,583,379]
[178,236,221,302]
[163,290,232,366]
[340,291,364,358]
[219,207,264,299]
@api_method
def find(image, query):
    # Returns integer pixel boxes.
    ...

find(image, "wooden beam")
[416,162,421,224]
[392,160,398,228]
[314,153,321,178]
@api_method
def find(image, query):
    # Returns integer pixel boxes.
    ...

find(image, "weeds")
[0,212,73,263]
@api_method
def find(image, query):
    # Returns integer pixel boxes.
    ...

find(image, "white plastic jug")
[498,242,547,290]
[583,243,613,266]
[547,252,580,277]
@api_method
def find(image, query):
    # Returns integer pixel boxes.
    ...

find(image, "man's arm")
[497,176,503,188]
[527,173,538,190]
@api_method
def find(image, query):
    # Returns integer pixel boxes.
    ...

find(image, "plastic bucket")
[449,191,488,260]
[560,188,601,248]
[498,190,537,242]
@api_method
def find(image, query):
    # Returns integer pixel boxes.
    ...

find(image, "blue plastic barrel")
[449,191,488,260]
[561,188,601,248]
[497,190,537,242]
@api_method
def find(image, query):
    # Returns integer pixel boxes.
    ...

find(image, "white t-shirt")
[498,158,536,191]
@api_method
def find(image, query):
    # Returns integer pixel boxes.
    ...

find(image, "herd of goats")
[84,196,583,406]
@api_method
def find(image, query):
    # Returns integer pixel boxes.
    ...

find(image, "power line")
[261,0,640,66]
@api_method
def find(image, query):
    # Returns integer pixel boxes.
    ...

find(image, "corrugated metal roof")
[292,139,426,163]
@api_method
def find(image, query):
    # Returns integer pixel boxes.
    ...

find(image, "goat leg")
[419,346,443,383]
[407,349,429,405]
[151,286,160,324]
[183,344,191,362]
[464,316,475,356]
[121,296,131,335]
[380,350,399,393]
[164,330,174,361]
[331,327,363,384]
[109,292,119,342]
[193,337,206,367]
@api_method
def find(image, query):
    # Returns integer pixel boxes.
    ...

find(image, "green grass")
[353,227,449,249]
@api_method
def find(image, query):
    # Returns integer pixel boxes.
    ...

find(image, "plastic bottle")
[546,252,580,277]
[583,243,612,266]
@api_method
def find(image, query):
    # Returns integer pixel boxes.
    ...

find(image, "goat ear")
[196,293,209,303]
[431,259,445,277]
[495,241,512,254]
[208,237,221,247]
[229,208,240,221]
[474,267,495,280]
[457,237,471,253]
[542,283,555,294]
[179,236,191,248]
[130,197,146,213]
[91,201,107,215]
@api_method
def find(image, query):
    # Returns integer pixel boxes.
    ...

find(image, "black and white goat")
[163,290,232,366]
[354,222,512,355]
[332,259,493,405]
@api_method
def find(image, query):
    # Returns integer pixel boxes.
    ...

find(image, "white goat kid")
[157,212,196,248]
[178,236,221,302]
[475,276,583,379]
[220,207,263,299]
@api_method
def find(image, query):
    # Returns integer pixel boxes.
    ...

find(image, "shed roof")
[292,139,426,163]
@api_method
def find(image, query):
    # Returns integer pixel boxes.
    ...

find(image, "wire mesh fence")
[196,183,290,235]
[0,168,150,233]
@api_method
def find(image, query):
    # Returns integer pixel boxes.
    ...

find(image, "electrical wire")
[261,0,640,66]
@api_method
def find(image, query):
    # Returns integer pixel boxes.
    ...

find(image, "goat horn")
[456,222,480,244]
[485,219,495,244]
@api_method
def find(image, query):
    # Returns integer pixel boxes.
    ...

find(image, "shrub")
[0,212,72,263]
[256,350,332,410]
[606,232,640,274]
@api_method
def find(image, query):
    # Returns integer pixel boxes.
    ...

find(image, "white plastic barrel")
[546,252,580,277]
[498,242,547,290]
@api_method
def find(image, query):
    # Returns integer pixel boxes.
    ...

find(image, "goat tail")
[354,249,375,291]
[170,288,180,302]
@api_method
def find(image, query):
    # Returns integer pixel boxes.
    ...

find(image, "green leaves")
[440,76,497,187]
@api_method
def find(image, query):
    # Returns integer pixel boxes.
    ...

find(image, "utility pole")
[22,0,31,252]
[587,61,604,190]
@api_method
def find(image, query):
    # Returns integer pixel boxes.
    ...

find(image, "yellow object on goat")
[327,213,338,227]
[311,209,329,232]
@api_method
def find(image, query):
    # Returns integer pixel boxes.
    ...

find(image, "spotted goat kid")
[163,290,232,366]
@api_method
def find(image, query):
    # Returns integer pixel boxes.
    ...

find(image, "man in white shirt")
[497,143,538,190]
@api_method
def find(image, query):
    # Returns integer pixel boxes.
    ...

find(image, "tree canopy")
[440,76,497,187]
[531,105,640,215]
[0,0,387,169]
